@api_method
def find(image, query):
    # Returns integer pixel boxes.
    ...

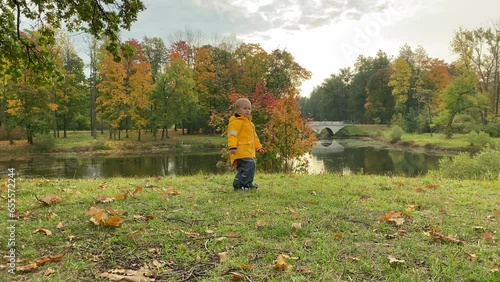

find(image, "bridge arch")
[307,121,345,136]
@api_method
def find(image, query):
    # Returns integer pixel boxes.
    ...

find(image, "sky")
[96,0,500,97]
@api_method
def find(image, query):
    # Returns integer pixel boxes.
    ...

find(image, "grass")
[1,173,498,281]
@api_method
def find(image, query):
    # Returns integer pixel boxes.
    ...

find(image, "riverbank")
[0,130,226,157]
[3,125,497,158]
[1,174,498,281]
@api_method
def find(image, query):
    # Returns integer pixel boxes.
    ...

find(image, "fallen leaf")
[273,254,290,271]
[465,253,478,262]
[105,216,124,227]
[240,264,254,270]
[133,186,143,197]
[229,271,245,281]
[99,265,154,282]
[256,219,266,228]
[33,228,52,236]
[439,208,448,214]
[218,252,229,262]
[16,254,64,272]
[56,222,64,229]
[484,232,495,241]
[39,195,62,205]
[44,267,55,276]
[107,208,124,216]
[334,233,343,239]
[388,255,405,265]
[114,193,127,200]
[96,195,114,203]
[426,184,439,189]
[429,230,463,245]
[415,187,425,193]
[86,207,108,225]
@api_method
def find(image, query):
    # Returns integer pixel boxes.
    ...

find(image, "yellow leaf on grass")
[273,254,290,271]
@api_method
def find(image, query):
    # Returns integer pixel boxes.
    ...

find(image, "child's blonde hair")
[235,98,251,109]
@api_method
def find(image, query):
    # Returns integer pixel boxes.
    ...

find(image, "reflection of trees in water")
[310,147,442,176]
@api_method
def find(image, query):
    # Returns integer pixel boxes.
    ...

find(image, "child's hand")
[258,148,265,154]
[229,148,237,155]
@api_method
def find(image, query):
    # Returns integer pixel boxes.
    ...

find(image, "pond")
[1,139,449,178]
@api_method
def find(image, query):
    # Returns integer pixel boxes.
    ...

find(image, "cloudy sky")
[114,0,500,96]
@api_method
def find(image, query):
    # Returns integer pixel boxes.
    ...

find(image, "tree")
[436,70,489,136]
[266,49,311,97]
[388,57,412,108]
[96,55,127,138]
[0,0,145,71]
[451,26,500,119]
[261,88,317,173]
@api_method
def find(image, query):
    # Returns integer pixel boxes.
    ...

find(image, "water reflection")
[1,140,446,178]
[308,141,442,176]
[2,152,223,179]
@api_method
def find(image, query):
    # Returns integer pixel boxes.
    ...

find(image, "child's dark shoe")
[245,183,259,189]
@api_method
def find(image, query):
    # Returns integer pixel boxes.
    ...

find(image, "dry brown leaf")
[99,264,154,282]
[465,253,478,262]
[229,271,245,281]
[105,216,124,227]
[218,252,229,262]
[415,187,425,192]
[44,267,55,276]
[273,254,290,271]
[56,222,64,229]
[86,207,108,225]
[388,255,405,265]
[16,254,64,272]
[114,193,127,200]
[240,264,254,270]
[165,186,180,197]
[484,232,495,241]
[33,228,52,236]
[429,230,463,245]
[439,208,448,214]
[107,208,124,216]
[40,195,62,205]
[96,195,114,203]
[255,219,266,228]
[334,233,343,239]
[133,186,143,197]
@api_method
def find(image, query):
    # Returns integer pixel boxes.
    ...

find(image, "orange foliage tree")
[260,88,317,173]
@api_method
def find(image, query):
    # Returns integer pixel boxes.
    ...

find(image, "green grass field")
[1,173,498,281]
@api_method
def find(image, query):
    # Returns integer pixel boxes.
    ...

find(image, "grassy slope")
[1,173,498,281]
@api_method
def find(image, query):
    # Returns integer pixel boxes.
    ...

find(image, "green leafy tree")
[0,0,145,73]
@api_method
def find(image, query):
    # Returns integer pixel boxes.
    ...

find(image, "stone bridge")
[307,121,345,136]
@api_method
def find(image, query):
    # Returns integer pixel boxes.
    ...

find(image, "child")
[227,98,264,190]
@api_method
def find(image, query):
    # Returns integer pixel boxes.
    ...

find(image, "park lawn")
[1,173,498,281]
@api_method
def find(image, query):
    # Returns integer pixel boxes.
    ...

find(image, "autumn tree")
[97,54,127,138]
[261,88,316,173]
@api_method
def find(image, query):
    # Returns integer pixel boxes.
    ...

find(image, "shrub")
[437,146,500,180]
[483,121,500,137]
[33,134,55,152]
[389,125,404,143]
[467,131,492,148]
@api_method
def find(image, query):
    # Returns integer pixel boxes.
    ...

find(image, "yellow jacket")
[227,114,263,165]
